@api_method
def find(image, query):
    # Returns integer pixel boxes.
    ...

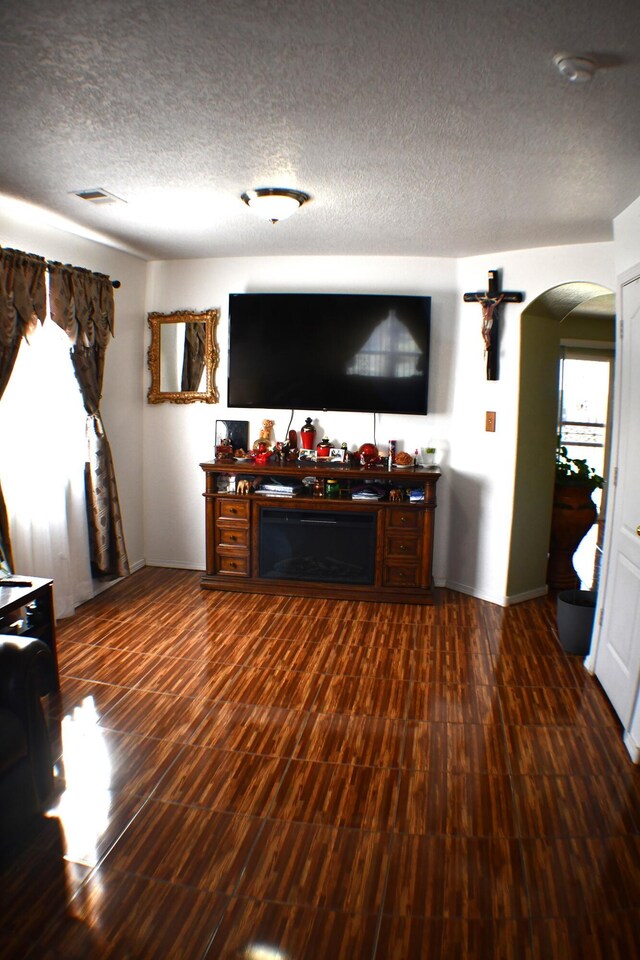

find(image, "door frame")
[586,262,640,760]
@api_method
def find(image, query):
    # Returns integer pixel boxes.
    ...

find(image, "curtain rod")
[1,246,121,288]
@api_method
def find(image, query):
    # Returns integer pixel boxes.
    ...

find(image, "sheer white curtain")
[0,317,93,617]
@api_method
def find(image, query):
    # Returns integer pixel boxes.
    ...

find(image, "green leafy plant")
[555,442,604,489]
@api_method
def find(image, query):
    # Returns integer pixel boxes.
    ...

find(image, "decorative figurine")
[253,448,274,466]
[215,438,234,461]
[282,428,299,461]
[253,418,275,451]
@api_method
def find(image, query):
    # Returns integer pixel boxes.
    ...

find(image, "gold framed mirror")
[147,308,220,404]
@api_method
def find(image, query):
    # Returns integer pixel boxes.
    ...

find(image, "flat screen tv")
[227,293,431,415]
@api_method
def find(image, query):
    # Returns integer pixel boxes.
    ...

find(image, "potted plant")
[547,442,604,591]
[554,443,604,490]
[548,443,604,653]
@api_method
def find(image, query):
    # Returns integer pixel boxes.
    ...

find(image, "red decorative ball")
[358,443,378,464]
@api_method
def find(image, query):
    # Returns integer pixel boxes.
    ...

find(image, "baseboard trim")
[124,566,549,607]
[623,730,640,764]
[440,579,548,608]
[441,579,505,607]
[504,586,549,605]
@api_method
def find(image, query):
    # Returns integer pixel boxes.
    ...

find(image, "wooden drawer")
[217,498,250,522]
[385,532,420,561]
[386,508,421,531]
[218,525,250,548]
[216,552,250,576]
[382,562,421,588]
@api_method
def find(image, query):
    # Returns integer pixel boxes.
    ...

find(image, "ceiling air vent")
[71,187,125,205]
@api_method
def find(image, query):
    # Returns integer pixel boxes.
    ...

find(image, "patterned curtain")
[0,248,47,569]
[48,263,129,579]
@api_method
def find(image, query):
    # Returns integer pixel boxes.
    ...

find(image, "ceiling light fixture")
[241,187,310,223]
[553,54,597,83]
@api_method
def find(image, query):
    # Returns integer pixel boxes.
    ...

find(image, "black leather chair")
[0,637,55,848]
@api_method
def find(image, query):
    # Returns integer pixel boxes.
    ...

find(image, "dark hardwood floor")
[2,567,639,959]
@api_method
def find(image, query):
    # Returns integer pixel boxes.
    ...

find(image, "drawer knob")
[400,516,406,523]
[230,507,237,514]
[400,544,407,551]
[230,535,237,541]
[229,561,236,568]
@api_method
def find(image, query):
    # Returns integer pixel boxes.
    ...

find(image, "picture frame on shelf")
[215,419,249,453]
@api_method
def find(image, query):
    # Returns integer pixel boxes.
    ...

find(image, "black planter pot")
[556,589,597,655]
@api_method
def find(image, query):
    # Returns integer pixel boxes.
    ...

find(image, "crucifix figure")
[463,270,524,380]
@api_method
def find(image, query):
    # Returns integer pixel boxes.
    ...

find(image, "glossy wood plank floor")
[2,567,639,959]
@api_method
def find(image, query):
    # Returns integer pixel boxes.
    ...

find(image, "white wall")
[0,203,148,570]
[614,194,640,276]
[145,245,615,605]
[451,244,614,603]
[144,256,458,573]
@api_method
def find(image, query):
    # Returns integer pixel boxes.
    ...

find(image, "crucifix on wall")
[463,269,524,380]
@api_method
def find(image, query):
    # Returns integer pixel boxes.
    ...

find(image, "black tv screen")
[227,293,431,415]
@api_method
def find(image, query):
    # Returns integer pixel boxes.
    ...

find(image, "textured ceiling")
[1,0,639,261]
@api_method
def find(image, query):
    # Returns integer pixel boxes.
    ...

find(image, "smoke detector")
[553,54,597,83]
[71,187,126,205]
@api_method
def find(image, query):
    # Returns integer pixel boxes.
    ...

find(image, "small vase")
[316,435,331,459]
[300,418,316,450]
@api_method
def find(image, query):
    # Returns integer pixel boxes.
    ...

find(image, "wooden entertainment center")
[200,459,440,604]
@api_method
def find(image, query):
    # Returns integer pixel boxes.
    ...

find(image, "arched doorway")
[506,281,615,600]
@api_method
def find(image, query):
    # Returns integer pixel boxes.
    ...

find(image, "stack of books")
[256,480,304,497]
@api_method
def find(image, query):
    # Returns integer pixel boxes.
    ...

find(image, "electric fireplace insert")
[259,507,376,585]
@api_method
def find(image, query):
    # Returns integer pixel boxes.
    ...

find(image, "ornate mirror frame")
[147,308,220,404]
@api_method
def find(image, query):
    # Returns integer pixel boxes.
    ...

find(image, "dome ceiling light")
[553,54,597,83]
[241,187,311,223]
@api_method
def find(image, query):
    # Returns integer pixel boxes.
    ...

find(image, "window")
[557,346,614,588]
[0,318,93,616]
